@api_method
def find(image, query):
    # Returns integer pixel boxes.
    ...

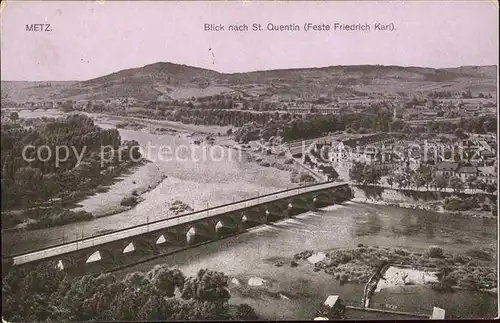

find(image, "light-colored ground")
[375,266,439,292]
[307,252,326,264]
[72,162,166,217]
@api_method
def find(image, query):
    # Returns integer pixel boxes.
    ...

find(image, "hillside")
[1,63,497,103]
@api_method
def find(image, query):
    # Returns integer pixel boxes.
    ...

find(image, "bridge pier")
[186,223,216,245]
[241,208,267,230]
[213,215,241,239]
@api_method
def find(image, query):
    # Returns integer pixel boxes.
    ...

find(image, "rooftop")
[457,166,478,173]
[435,162,459,171]
[478,166,496,176]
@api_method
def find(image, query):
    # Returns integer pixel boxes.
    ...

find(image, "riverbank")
[352,185,497,219]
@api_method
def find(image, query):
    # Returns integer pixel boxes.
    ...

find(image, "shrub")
[234,304,258,320]
[340,254,352,264]
[465,248,493,261]
[121,196,139,207]
[481,204,491,211]
[426,246,444,258]
[458,275,480,290]
[452,255,467,264]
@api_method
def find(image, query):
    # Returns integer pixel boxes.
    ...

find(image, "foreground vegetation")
[294,245,497,291]
[2,262,258,322]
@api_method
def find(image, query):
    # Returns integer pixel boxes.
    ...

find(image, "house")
[435,162,459,177]
[478,166,497,184]
[287,105,312,114]
[315,104,342,114]
[456,165,478,180]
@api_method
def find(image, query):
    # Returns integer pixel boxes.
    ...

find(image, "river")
[4,110,498,319]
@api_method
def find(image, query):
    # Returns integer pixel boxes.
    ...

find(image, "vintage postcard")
[1,0,498,321]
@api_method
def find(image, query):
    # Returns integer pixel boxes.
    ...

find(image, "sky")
[1,1,498,81]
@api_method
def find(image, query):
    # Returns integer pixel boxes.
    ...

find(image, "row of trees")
[349,162,497,194]
[386,166,497,193]
[2,262,258,322]
[113,102,497,143]
[348,161,383,185]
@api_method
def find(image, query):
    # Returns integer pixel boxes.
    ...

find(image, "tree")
[413,172,426,190]
[9,111,19,121]
[466,175,478,191]
[349,161,365,184]
[448,176,464,192]
[485,182,497,194]
[181,269,230,303]
[2,263,256,322]
[234,303,258,320]
[362,164,382,185]
[431,175,447,191]
[415,166,434,189]
[454,128,468,140]
[386,175,394,188]
[394,168,414,189]
[349,161,366,183]
[147,265,185,297]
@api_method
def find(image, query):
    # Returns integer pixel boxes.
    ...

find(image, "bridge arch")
[156,234,167,245]
[123,242,135,254]
[86,250,102,263]
[185,223,214,245]
[241,208,267,229]
[213,215,241,238]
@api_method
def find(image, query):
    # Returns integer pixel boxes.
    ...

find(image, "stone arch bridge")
[5,183,354,276]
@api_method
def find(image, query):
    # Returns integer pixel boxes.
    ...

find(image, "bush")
[426,246,444,258]
[452,255,468,264]
[26,210,93,230]
[465,248,493,261]
[121,196,139,207]
[234,304,258,320]
[481,204,491,211]
[443,196,478,211]
[299,173,316,183]
[458,275,480,290]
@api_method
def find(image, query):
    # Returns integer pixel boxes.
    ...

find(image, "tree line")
[2,262,258,322]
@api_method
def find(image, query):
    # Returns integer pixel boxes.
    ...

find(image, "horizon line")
[1,61,498,83]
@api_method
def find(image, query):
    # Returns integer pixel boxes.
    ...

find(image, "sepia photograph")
[1,0,498,320]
